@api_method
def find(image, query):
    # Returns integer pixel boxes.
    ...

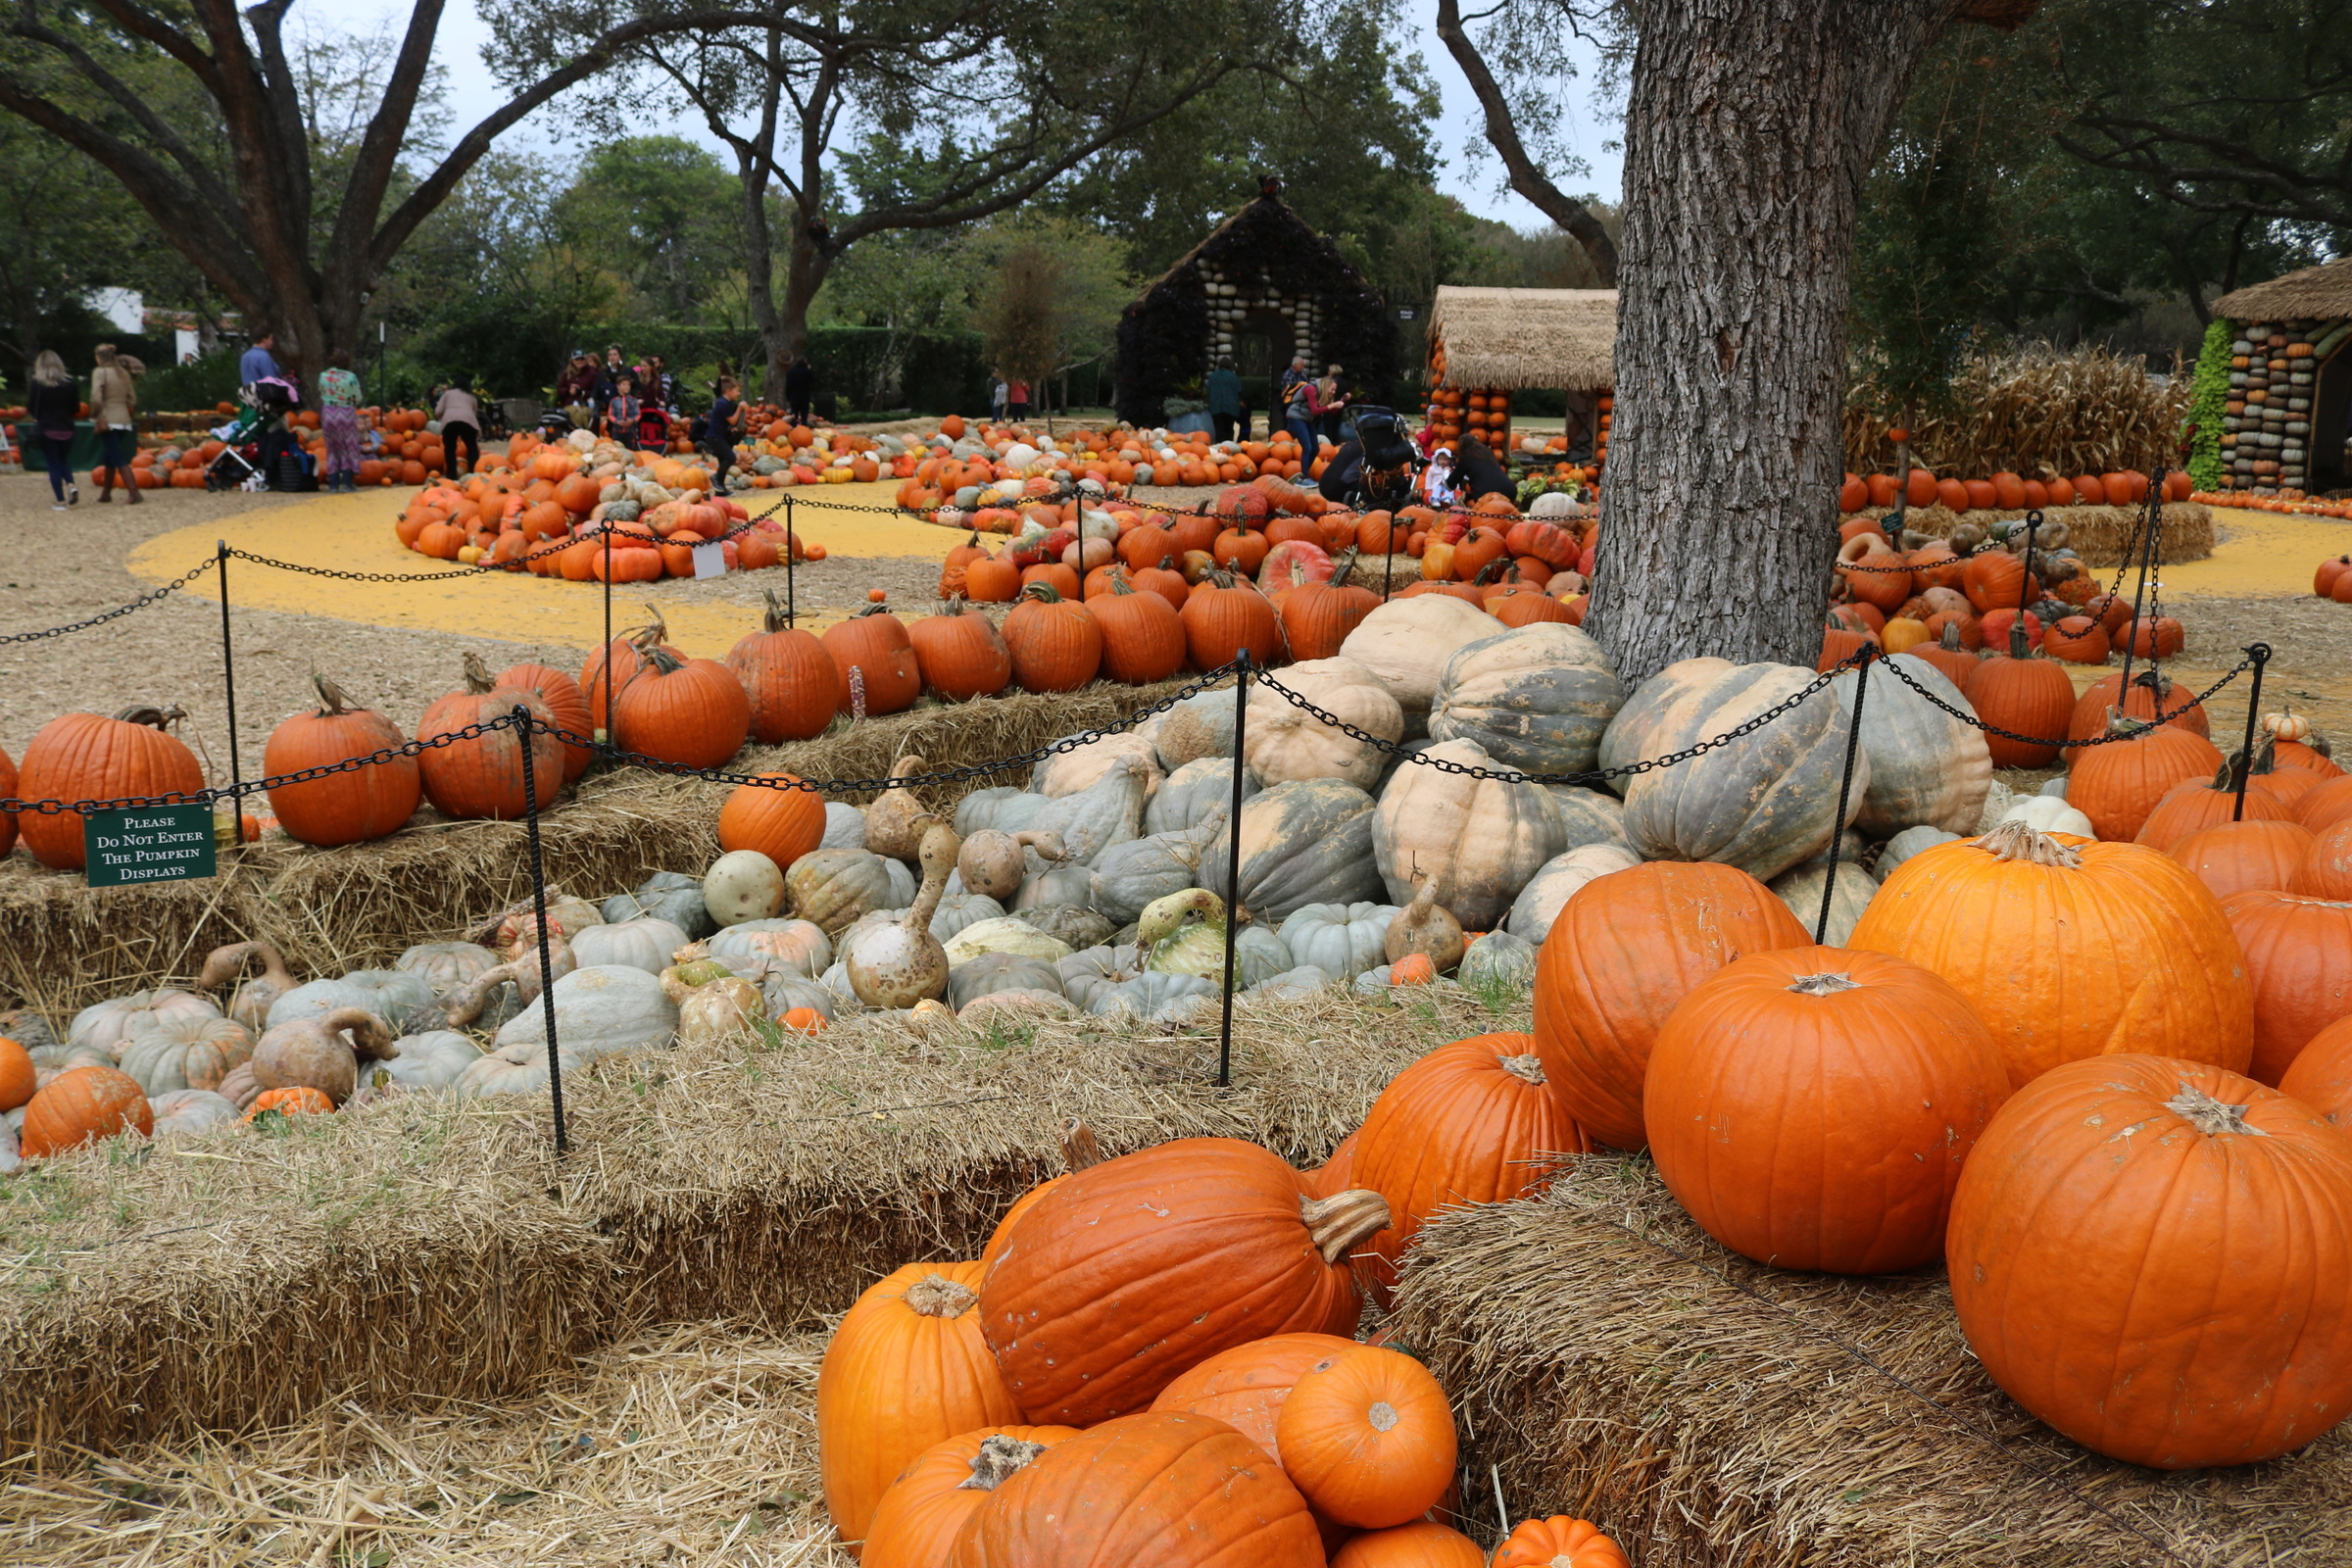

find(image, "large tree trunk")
[1591,0,1959,685]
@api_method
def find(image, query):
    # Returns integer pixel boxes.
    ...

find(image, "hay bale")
[2062,502,2213,567]
[1389,1156,2350,1567]
[0,984,1495,1462]
[0,677,1202,1022]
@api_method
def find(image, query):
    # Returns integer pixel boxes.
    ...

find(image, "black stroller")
[1321,405,1419,511]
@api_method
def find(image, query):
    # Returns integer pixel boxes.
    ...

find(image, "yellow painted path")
[124,481,961,660]
[2155,507,2352,596]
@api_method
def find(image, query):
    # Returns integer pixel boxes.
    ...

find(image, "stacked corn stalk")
[1844,346,2190,478]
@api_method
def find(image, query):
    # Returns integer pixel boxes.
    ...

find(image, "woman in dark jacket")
[26,350,79,508]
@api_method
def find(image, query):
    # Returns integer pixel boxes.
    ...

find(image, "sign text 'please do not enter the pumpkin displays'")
[82,804,217,889]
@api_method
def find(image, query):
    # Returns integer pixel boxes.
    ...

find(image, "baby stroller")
[1323,406,1419,512]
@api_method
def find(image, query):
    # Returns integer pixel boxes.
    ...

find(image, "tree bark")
[1592,0,1962,685]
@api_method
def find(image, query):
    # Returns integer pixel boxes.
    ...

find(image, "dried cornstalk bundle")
[1845,345,2192,479]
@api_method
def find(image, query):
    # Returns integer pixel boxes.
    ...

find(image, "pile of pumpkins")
[1839,466,2191,514]
[2317,553,2352,604]
[812,1101,1631,1566]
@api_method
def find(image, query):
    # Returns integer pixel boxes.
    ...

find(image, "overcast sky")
[365,0,1623,224]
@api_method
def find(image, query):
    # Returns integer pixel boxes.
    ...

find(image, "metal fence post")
[599,526,613,747]
[1218,653,1250,1089]
[2233,645,2272,821]
[1819,648,1871,946]
[514,705,568,1154]
[785,495,797,625]
[216,540,241,834]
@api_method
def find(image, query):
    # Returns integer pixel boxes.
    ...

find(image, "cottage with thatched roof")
[1424,285,1617,466]
[1110,183,1396,429]
[2211,257,2352,496]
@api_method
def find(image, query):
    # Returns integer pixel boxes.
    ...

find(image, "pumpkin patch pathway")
[123,481,967,658]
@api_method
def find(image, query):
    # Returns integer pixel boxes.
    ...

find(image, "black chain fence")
[0,558,219,645]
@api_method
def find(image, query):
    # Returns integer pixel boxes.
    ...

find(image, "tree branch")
[4,14,236,208]
[1434,0,1618,284]
[329,0,452,270]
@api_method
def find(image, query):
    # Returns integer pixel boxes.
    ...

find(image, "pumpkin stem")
[1366,1401,1401,1433]
[904,1270,979,1318]
[1020,581,1066,604]
[114,704,187,732]
[761,586,792,634]
[1300,1189,1394,1263]
[1973,818,2082,867]
[461,651,496,694]
[2164,1082,2267,1139]
[1786,972,1861,996]
[642,644,685,677]
[853,599,893,619]
[312,672,359,715]
[1938,621,1962,652]
[321,1006,398,1061]
[1059,1116,1102,1172]
[958,1434,1049,1493]
[1496,1053,1546,1086]
[2101,707,2156,741]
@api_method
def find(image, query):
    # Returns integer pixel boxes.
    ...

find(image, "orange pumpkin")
[2218,890,2352,1085]
[2170,818,2317,903]
[15,707,205,870]
[21,1065,153,1156]
[2069,722,2225,842]
[1274,1346,1456,1529]
[612,646,751,769]
[822,603,923,716]
[1001,584,1102,693]
[717,772,825,870]
[416,662,563,820]
[726,591,840,744]
[1091,577,1189,684]
[908,597,1013,702]
[244,1085,335,1121]
[859,1427,1084,1568]
[263,673,421,847]
[1330,1524,1485,1568]
[1492,1517,1631,1568]
[1146,1331,1360,1464]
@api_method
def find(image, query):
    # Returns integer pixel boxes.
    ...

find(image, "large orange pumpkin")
[2068,721,2224,842]
[1091,577,1189,684]
[908,597,1013,701]
[15,707,206,870]
[1643,945,2011,1272]
[1947,1054,2352,1468]
[716,772,825,870]
[945,1410,1323,1568]
[978,1137,1388,1427]
[2169,818,2316,901]
[822,603,923,716]
[493,662,594,782]
[1849,821,2252,1087]
[263,673,419,847]
[726,590,840,743]
[2295,815,2352,899]
[1962,629,2075,769]
[977,1119,1102,1271]
[1532,861,1812,1151]
[2278,1014,2352,1124]
[1275,1346,1456,1530]
[1330,1523,1485,1568]
[1180,568,1284,671]
[1000,584,1102,693]
[612,646,751,769]
[859,1426,1082,1568]
[21,1064,154,1156]
[1349,1033,1590,1304]
[1492,1517,1631,1568]
[1146,1331,1359,1465]
[415,663,562,820]
[816,1260,1020,1550]
[2134,756,2300,851]
[2221,890,2352,1085]
[2064,668,2209,753]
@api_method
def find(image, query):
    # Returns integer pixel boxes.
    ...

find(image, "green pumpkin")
[1144,758,1256,837]
[1090,828,1210,924]
[1058,944,1147,1010]
[1428,623,1625,776]
[1829,654,1991,837]
[1085,970,1218,1023]
[1372,738,1565,931]
[1457,929,1540,995]
[1027,757,1149,864]
[947,952,1066,1011]
[954,786,1049,836]
[1196,779,1385,923]
[784,849,896,936]
[1276,903,1399,981]
[1596,657,1734,797]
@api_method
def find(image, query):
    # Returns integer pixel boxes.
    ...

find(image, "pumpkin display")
[1000,584,1102,693]
[1947,1054,2352,1469]
[1279,557,1382,661]
[265,970,433,1033]
[1145,1331,1359,1465]
[859,1427,1083,1568]
[726,589,841,742]
[817,1259,1021,1549]
[1491,1517,1631,1568]
[2065,667,2210,751]
[2219,890,2352,1085]
[1275,1346,1457,1529]
[1339,594,1506,725]
[263,673,420,846]
[2279,1015,2352,1124]
[1145,756,1252,837]
[16,706,206,870]
[1197,778,1385,922]
[1963,627,2075,769]
[822,601,923,715]
[1618,662,1868,883]
[978,1137,1390,1426]
[1645,946,2011,1272]
[707,916,833,975]
[360,1031,484,1097]
[909,596,1013,701]
[943,1410,1324,1568]
[2134,753,2300,851]
[1248,657,1406,790]
[20,1064,153,1155]
[493,662,595,782]
[1092,578,1190,684]
[116,1013,255,1096]
[488,963,677,1062]
[396,938,504,1003]
[717,774,826,871]
[416,662,562,820]
[1033,733,1162,800]
[1373,739,1565,931]
[2067,721,2225,843]
[1533,860,1811,1151]
[1180,567,1284,671]
[1427,623,1624,775]
[1352,1033,1590,1303]
[1829,655,1989,836]
[2170,818,2316,901]
[1850,821,2253,1087]
[1025,755,1150,865]
[1088,828,1210,925]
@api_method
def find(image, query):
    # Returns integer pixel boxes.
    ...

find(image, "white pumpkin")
[492,964,678,1061]
[1998,794,2096,839]
[1247,657,1405,790]
[708,916,835,976]
[365,1031,485,1095]
[1372,738,1565,931]
[395,941,504,997]
[1137,689,1237,769]
[1875,825,1959,881]
[1033,733,1165,800]
[1338,595,1503,727]
[1144,758,1255,837]
[1767,858,1881,947]
[148,1089,239,1140]
[266,970,435,1034]
[1244,965,1330,1003]
[568,917,690,975]
[1276,903,1399,981]
[456,1040,588,1098]
[67,988,220,1058]
[1829,655,1991,837]
[820,802,867,848]
[1457,929,1540,994]
[1027,756,1149,865]
[1503,843,1643,943]
[942,917,1075,966]
[705,849,787,926]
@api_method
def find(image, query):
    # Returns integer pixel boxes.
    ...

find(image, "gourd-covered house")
[1111,184,1396,428]
[2211,257,2352,496]
[1424,286,1617,466]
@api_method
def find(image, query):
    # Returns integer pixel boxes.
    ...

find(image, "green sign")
[84,804,218,888]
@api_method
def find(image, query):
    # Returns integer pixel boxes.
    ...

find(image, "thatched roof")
[2213,256,2352,322]
[1428,286,1617,391]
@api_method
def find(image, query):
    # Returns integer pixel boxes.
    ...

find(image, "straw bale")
[0,676,1197,1023]
[2058,502,2212,567]
[0,1322,853,1567]
[2212,257,2352,323]
[1429,286,1617,392]
[1389,1156,2352,1568]
[1,984,1502,1462]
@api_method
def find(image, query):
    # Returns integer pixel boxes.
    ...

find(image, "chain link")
[0,557,219,644]
[1873,650,2252,752]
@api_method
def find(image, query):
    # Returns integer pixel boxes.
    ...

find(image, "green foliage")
[2185,319,2232,492]
[551,138,744,327]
